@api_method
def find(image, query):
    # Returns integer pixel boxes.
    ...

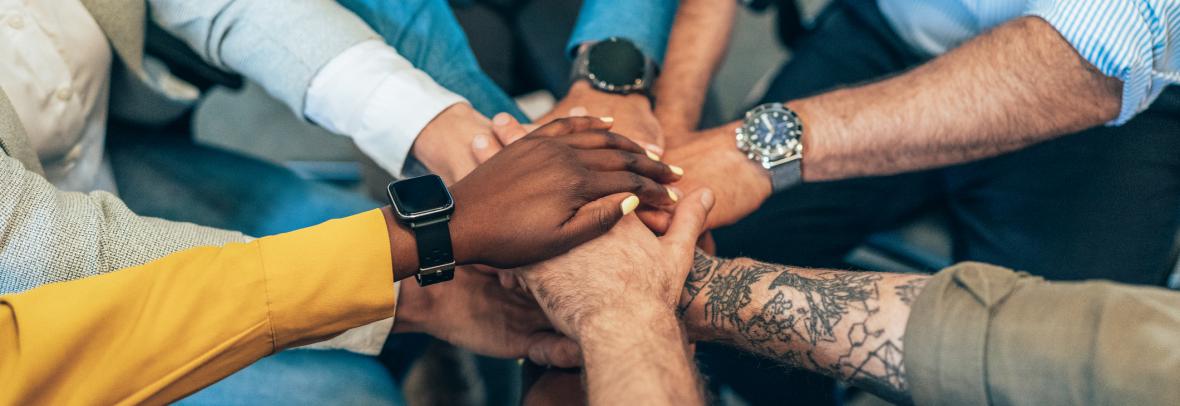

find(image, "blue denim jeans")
[111,0,528,403]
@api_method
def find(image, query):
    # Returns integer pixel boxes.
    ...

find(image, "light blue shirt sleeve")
[1027,0,1180,125]
[566,0,680,64]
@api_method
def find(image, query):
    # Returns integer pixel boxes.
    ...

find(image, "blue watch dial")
[744,110,795,151]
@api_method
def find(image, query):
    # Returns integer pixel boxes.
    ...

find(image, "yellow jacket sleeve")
[0,209,397,405]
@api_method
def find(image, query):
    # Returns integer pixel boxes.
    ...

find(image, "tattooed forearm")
[682,255,930,405]
[680,250,724,315]
[894,277,928,306]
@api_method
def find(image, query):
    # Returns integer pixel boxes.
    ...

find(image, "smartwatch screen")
[587,38,645,86]
[389,175,454,218]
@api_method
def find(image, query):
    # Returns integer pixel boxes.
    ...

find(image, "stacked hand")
[508,188,714,341]
[446,117,681,269]
[392,268,581,367]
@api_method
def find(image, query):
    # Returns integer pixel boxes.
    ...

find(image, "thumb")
[560,193,639,245]
[527,332,584,368]
[491,113,531,145]
[660,188,715,252]
[471,133,504,165]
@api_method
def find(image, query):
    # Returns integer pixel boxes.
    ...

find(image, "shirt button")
[56,88,72,101]
[8,16,25,30]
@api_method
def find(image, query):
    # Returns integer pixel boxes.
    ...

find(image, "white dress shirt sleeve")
[305,40,466,178]
[1027,0,1180,125]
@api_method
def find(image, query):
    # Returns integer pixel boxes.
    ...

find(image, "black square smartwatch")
[387,174,456,286]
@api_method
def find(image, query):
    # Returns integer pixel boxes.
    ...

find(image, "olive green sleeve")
[905,262,1180,405]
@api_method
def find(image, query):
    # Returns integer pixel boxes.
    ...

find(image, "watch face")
[587,38,645,87]
[742,109,797,154]
[389,175,454,219]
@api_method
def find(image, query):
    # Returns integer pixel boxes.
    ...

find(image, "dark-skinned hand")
[449,117,681,269]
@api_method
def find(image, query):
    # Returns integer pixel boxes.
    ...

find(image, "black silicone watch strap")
[411,217,455,286]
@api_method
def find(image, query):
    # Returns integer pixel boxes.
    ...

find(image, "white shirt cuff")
[306,40,467,177]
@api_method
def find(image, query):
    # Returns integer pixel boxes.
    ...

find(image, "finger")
[574,149,683,184]
[661,188,715,251]
[637,208,672,234]
[558,130,651,156]
[560,193,637,244]
[585,171,678,208]
[471,133,504,165]
[527,333,584,368]
[529,116,614,139]
[491,113,531,145]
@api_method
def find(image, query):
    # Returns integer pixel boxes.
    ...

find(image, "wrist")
[411,103,489,184]
[716,120,774,200]
[578,298,675,343]
[580,303,686,360]
[568,80,651,107]
[380,206,423,281]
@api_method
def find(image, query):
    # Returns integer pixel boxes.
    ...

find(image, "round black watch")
[572,37,658,95]
[387,174,456,286]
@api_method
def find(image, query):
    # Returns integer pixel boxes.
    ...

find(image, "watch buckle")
[415,262,456,286]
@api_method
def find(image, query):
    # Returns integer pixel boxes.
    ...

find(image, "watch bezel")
[387,174,456,221]
[736,103,804,169]
[574,37,654,95]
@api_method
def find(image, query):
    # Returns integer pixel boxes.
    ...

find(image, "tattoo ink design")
[767,272,882,345]
[894,277,928,306]
[742,292,805,364]
[703,264,773,329]
[830,322,908,398]
[681,250,723,315]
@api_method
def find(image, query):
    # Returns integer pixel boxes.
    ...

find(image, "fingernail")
[517,358,525,366]
[493,113,512,126]
[645,149,661,162]
[667,188,679,202]
[600,116,614,123]
[700,189,715,210]
[472,134,489,149]
[669,165,684,176]
[621,195,640,215]
[569,106,589,117]
[644,143,664,156]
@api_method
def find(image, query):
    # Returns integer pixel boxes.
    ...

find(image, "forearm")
[654,0,737,133]
[792,16,1121,181]
[581,306,704,406]
[0,210,397,405]
[680,252,926,404]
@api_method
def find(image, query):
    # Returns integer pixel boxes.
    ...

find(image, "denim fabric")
[337,0,525,121]
[566,0,679,64]
[177,350,404,406]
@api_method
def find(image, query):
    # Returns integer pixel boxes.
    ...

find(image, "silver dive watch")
[735,103,804,192]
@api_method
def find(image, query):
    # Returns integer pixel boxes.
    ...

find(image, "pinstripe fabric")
[879,0,1180,125]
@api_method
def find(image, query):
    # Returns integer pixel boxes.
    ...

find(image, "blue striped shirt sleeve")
[1027,0,1180,125]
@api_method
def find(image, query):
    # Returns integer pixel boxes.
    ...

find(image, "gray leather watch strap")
[769,159,803,193]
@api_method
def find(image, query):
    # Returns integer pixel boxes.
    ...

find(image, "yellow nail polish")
[667,188,679,202]
[621,195,640,215]
[646,149,661,162]
[669,165,684,176]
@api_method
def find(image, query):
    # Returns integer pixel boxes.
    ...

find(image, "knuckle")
[628,173,648,192]
[595,208,615,233]
[620,152,639,169]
